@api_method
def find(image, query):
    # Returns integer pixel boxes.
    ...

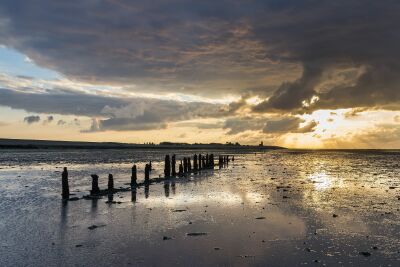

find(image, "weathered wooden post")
[149,160,152,171]
[232,156,235,162]
[227,155,230,162]
[183,157,188,173]
[90,174,100,195]
[206,154,209,168]
[164,155,171,177]
[219,155,223,169]
[61,167,70,199]
[198,153,202,170]
[194,154,198,171]
[179,160,183,176]
[145,164,150,183]
[171,154,176,176]
[210,154,214,168]
[108,174,114,193]
[202,155,206,169]
[131,164,137,186]
[188,157,192,172]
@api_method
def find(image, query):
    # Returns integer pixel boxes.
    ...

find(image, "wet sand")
[0,149,399,266]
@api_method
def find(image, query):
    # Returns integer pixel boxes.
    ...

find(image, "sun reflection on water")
[308,171,333,191]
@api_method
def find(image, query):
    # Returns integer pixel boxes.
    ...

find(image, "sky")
[0,0,399,148]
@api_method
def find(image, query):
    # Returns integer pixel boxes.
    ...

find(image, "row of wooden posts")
[61,153,234,199]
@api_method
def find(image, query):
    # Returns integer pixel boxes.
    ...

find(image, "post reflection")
[131,187,137,203]
[144,183,149,199]
[91,198,98,215]
[171,179,176,195]
[164,180,170,198]
[107,192,114,204]
[60,200,68,226]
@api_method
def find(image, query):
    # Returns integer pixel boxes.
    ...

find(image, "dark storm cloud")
[23,115,40,124]
[0,88,125,117]
[250,1,400,112]
[0,0,399,114]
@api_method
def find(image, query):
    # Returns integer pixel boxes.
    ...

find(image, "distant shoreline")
[0,138,284,150]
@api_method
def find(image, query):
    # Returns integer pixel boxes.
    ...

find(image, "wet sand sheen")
[0,149,399,266]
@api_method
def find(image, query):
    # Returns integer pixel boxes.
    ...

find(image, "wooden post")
[149,160,152,171]
[202,155,206,169]
[194,154,198,171]
[171,154,176,176]
[206,154,209,168]
[219,155,223,169]
[108,174,114,192]
[188,157,192,172]
[90,174,100,195]
[145,164,150,183]
[232,156,235,162]
[164,155,171,177]
[198,153,202,170]
[183,157,188,173]
[131,164,137,186]
[210,154,214,168]
[179,160,183,176]
[61,167,69,199]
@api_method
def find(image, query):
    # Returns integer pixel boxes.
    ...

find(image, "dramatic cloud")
[322,123,400,149]
[263,117,317,134]
[222,116,317,135]
[223,117,266,135]
[0,1,399,146]
[23,115,40,124]
[0,87,227,131]
[0,0,398,110]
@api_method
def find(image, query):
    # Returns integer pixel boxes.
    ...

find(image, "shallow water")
[0,149,399,266]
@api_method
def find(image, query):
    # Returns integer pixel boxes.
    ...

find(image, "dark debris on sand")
[88,224,106,230]
[187,232,207,236]
[359,251,371,257]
